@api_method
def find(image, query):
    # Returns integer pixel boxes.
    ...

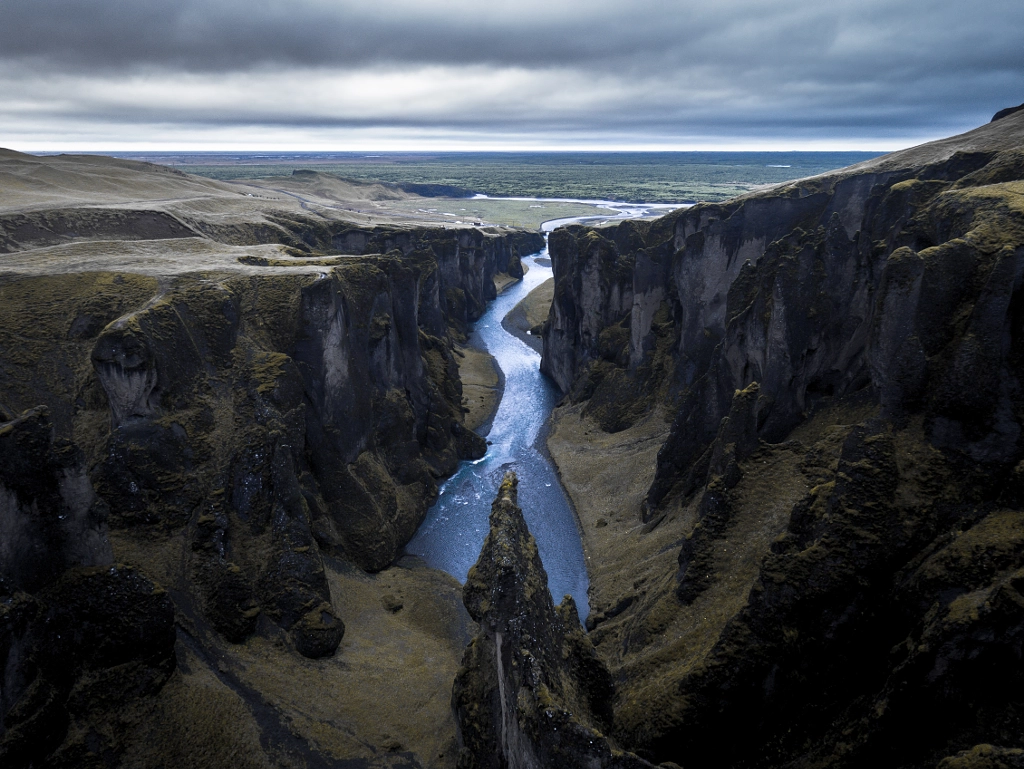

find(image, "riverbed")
[406,204,687,622]
[405,241,590,617]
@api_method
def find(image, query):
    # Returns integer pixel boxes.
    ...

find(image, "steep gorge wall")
[541,115,1024,767]
[543,147,1024,488]
[0,406,175,767]
[453,473,655,769]
[0,224,539,766]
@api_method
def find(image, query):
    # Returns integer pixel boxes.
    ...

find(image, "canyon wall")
[0,405,176,767]
[0,215,541,765]
[453,472,655,769]
[541,112,1024,766]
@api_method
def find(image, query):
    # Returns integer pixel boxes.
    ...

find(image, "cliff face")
[0,198,539,764]
[0,405,176,767]
[453,472,654,769]
[0,405,111,590]
[1,224,538,643]
[541,112,1024,766]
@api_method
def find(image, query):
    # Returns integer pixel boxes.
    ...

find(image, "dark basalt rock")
[64,228,529,648]
[541,113,1024,515]
[0,565,176,769]
[992,103,1024,122]
[0,172,541,760]
[289,600,346,659]
[938,745,1024,768]
[540,110,1024,767]
[0,406,112,591]
[453,472,655,769]
[0,407,175,768]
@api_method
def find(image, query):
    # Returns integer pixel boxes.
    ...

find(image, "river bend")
[407,205,684,621]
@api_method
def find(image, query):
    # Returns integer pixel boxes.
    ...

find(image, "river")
[405,203,685,621]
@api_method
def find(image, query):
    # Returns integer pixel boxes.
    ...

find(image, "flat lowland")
[117,150,884,203]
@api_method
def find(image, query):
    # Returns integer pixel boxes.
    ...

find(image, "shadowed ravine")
[408,205,674,621]
[5,112,1024,768]
[406,237,590,618]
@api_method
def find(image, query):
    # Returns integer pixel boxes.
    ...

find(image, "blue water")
[406,206,679,622]
[405,241,590,618]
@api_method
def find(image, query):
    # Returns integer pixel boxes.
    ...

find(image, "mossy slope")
[0,206,538,765]
[541,110,1024,767]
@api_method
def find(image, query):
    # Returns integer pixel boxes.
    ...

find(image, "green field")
[367,198,632,230]
[115,151,883,204]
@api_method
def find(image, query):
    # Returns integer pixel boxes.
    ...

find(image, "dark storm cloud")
[5,0,692,71]
[1,0,1022,147]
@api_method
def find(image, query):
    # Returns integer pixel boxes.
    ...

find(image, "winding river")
[406,203,682,621]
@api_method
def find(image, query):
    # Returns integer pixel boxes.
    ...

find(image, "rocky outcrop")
[543,113,1024,511]
[453,472,655,769]
[993,103,1024,122]
[540,111,1024,767]
[325,226,540,337]
[543,115,1024,507]
[541,218,679,433]
[0,217,537,665]
[0,406,175,768]
[541,219,653,393]
[0,565,177,769]
[0,151,547,764]
[85,245,513,654]
[0,405,112,589]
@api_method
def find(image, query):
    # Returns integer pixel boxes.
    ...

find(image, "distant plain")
[106,151,883,204]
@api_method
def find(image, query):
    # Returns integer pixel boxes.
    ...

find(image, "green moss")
[913,510,1024,597]
[938,743,1024,769]
[0,271,158,437]
[237,254,360,267]
[250,351,291,394]
[931,181,1024,253]
[580,301,676,434]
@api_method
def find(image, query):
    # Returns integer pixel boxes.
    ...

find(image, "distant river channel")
[405,202,684,622]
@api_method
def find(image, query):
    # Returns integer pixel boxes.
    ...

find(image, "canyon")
[534,106,1024,768]
[0,149,541,767]
[2,105,1024,769]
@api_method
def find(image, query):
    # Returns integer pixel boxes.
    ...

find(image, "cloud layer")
[1,0,1022,149]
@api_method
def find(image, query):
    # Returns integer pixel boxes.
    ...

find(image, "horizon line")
[10,145,898,155]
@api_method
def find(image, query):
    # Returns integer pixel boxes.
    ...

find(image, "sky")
[1,0,1022,152]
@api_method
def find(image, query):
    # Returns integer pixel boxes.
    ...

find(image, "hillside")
[3,107,1024,768]
[534,107,1024,767]
[0,147,542,767]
